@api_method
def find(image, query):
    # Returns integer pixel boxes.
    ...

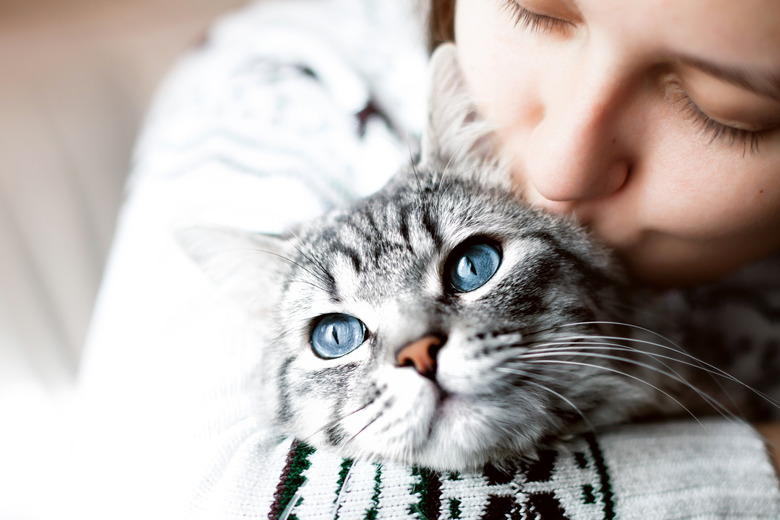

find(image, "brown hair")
[427,0,456,52]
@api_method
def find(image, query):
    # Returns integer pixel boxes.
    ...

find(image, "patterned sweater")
[74,0,780,518]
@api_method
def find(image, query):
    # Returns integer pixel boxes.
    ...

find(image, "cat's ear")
[419,42,496,169]
[175,225,294,316]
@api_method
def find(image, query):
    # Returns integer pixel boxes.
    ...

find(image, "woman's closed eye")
[501,1,573,34]
[668,69,780,155]
[497,0,780,157]
[676,91,773,154]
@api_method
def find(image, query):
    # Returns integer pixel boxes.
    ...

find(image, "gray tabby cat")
[178,44,754,471]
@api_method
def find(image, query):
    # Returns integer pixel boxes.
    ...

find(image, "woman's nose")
[520,67,632,207]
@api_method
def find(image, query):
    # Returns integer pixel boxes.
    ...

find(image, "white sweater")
[72,0,780,518]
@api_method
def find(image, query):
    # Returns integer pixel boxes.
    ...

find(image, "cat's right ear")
[419,42,496,170]
[175,225,294,316]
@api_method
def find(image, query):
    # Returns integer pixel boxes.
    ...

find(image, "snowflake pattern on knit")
[266,434,615,520]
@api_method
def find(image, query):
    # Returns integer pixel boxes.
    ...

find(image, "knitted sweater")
[74,0,780,518]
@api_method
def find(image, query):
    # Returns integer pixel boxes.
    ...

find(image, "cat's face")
[181,169,667,471]
[178,44,674,471]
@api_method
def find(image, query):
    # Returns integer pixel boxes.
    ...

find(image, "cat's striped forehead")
[285,171,602,312]
[292,177,506,300]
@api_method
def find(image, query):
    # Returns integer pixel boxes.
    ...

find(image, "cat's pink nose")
[396,335,443,379]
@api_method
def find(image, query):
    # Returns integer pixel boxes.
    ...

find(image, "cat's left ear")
[419,42,496,169]
[175,225,295,316]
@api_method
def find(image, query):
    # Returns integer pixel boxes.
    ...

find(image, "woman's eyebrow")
[680,56,780,102]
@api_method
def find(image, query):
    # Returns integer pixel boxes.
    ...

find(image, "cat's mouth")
[434,387,452,410]
[429,386,478,427]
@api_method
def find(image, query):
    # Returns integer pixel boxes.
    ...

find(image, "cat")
[177,43,763,472]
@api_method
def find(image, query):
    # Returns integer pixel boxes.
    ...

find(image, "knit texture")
[269,437,610,520]
[245,421,780,519]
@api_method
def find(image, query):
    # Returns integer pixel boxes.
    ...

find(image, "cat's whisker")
[523,341,692,382]
[534,341,778,418]
[558,320,683,350]
[531,331,723,383]
[526,341,690,386]
[583,333,769,415]
[535,347,730,417]
[532,339,709,380]
[496,365,566,387]
[245,247,333,292]
[284,231,334,286]
[472,317,614,346]
[343,408,386,449]
[530,358,708,426]
[286,277,334,295]
[301,396,380,445]
[540,331,780,412]
[523,354,734,424]
[516,320,672,347]
[508,323,590,342]
[437,146,482,198]
[497,367,596,433]
[497,338,735,423]
[525,340,688,375]
[331,460,357,518]
[406,146,424,194]
[437,142,464,193]
[278,481,306,520]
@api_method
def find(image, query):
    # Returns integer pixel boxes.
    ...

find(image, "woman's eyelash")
[501,2,772,156]
[502,1,571,33]
[677,92,769,155]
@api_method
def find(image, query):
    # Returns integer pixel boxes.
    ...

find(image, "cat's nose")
[395,335,445,379]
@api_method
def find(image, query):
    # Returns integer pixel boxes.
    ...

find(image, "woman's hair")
[427,0,456,52]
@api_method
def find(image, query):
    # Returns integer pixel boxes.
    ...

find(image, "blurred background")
[0,0,246,515]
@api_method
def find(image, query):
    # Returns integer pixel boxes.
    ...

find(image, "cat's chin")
[398,395,547,471]
[330,391,554,472]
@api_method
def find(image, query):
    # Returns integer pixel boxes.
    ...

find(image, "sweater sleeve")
[70,1,780,519]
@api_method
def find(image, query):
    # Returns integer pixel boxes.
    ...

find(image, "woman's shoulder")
[197,0,428,132]
[129,0,429,230]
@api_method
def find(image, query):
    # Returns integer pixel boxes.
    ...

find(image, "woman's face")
[454,0,780,287]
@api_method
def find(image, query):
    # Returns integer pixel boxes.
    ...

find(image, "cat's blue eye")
[310,314,367,359]
[448,241,502,293]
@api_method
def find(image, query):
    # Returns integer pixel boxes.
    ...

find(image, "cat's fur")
[178,44,750,471]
